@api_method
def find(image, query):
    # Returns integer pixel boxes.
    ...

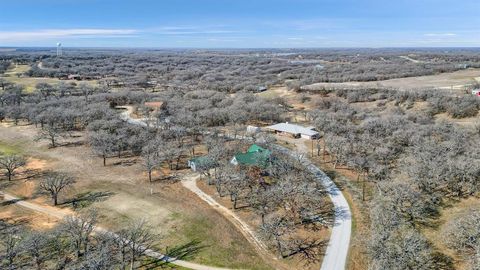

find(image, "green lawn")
[0,141,23,155]
[165,213,273,270]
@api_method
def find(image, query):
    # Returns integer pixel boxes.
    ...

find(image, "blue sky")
[1,0,479,48]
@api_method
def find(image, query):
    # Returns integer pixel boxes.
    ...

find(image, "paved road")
[274,146,352,270]
[121,108,352,270]
[0,191,233,270]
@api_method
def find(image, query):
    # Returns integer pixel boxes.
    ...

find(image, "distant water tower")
[56,42,62,57]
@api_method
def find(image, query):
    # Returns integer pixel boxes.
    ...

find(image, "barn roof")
[265,122,319,136]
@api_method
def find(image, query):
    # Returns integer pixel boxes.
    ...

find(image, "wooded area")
[0,48,479,270]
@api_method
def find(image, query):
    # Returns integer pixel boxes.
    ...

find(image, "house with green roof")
[230,144,272,168]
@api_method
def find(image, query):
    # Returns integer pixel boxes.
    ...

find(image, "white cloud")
[152,28,236,35]
[0,29,137,42]
[424,33,457,37]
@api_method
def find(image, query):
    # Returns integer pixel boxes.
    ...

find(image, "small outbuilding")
[246,125,261,134]
[265,122,319,140]
[67,74,81,80]
[188,156,215,172]
[256,86,268,92]
[144,101,165,111]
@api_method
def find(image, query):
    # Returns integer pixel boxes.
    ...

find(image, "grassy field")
[0,122,273,270]
[302,68,480,94]
[0,141,22,155]
[1,65,98,92]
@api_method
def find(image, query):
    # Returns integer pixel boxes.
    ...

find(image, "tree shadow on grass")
[0,180,15,190]
[283,239,328,266]
[62,191,115,209]
[0,198,23,207]
[112,158,138,167]
[19,168,49,180]
[323,169,347,191]
[139,240,207,269]
[60,140,85,148]
[165,239,207,261]
[152,175,180,184]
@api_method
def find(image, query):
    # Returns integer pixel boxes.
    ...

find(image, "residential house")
[231,144,272,168]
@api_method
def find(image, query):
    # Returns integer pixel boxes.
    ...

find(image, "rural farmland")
[1,1,480,270]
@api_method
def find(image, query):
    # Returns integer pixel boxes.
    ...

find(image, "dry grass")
[0,122,271,269]
[1,65,98,92]
[434,112,480,127]
[0,203,59,231]
[303,68,480,93]
[423,197,480,270]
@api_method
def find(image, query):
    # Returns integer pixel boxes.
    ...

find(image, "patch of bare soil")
[0,204,58,231]
[435,112,480,127]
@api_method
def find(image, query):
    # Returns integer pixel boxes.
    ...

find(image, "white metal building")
[265,122,319,140]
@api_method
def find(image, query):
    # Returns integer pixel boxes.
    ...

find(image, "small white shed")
[246,125,261,134]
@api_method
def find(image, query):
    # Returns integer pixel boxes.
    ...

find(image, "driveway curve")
[274,146,352,270]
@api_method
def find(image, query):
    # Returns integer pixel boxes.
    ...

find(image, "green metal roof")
[234,145,271,167]
[247,144,266,153]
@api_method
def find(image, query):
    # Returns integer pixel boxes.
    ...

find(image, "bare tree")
[39,173,76,205]
[0,226,22,270]
[60,209,98,259]
[142,142,163,182]
[123,219,156,270]
[35,124,66,147]
[35,82,56,100]
[443,208,480,256]
[260,215,294,258]
[79,83,94,103]
[0,154,26,181]
[88,130,116,166]
[21,231,49,270]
